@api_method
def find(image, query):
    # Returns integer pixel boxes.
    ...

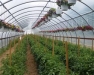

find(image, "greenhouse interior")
[0,0,94,75]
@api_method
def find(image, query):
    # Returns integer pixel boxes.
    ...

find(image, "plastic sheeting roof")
[0,0,94,38]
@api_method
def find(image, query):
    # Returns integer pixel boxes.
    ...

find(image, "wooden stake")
[9,39,12,66]
[92,39,93,50]
[44,37,47,52]
[78,37,80,56]
[63,36,65,42]
[65,41,69,75]
[76,38,77,45]
[52,36,54,56]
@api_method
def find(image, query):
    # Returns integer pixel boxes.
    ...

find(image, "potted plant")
[61,1,69,11]
[77,26,83,30]
[47,9,52,20]
[84,25,93,30]
[56,0,62,6]
[56,7,62,14]
[70,27,77,31]
[56,0,71,11]
[3,22,8,29]
[50,8,58,18]
[77,26,86,31]
[0,20,3,28]
[44,14,48,22]
[48,8,61,18]
[68,0,76,5]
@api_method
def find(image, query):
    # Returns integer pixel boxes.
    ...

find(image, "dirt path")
[25,45,38,75]
[0,43,18,67]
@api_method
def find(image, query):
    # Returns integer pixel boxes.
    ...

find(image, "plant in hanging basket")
[41,17,45,21]
[0,20,3,28]
[44,14,48,19]
[3,22,8,29]
[5,23,10,29]
[70,27,77,31]
[49,8,61,18]
[77,26,86,31]
[82,26,87,31]
[56,0,71,11]
[43,14,48,22]
[48,8,55,17]
[62,29,66,31]
[56,6,62,15]
[10,25,15,30]
[65,28,70,32]
[84,25,93,30]
[68,0,77,5]
[56,0,62,6]
[77,26,83,30]
[15,26,20,31]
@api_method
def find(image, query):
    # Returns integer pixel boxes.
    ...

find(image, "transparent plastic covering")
[0,0,94,46]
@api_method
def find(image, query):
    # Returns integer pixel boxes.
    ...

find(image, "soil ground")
[25,45,38,75]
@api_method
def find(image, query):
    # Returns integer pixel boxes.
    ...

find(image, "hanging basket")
[68,0,76,5]
[56,7,62,14]
[45,18,48,22]
[48,16,52,20]
[61,4,68,11]
[52,14,58,18]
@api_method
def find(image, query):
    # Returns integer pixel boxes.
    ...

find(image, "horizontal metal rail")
[0,35,20,40]
[45,35,94,40]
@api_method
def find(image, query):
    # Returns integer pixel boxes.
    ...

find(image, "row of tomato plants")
[38,36,94,75]
[1,36,27,75]
[28,35,78,75]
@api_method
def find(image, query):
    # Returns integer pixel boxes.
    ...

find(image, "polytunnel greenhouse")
[0,0,94,75]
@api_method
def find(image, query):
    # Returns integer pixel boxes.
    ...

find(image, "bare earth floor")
[25,45,38,75]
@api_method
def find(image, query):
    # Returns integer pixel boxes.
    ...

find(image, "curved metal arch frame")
[0,1,53,27]
[36,1,94,40]
[0,0,93,26]
[41,20,69,40]
[39,19,67,37]
[48,20,64,36]
[0,0,94,44]
[17,19,30,27]
[0,1,55,16]
[11,13,45,24]
[56,17,73,37]
[51,19,69,37]
[4,7,48,21]
[40,17,71,35]
[0,0,93,30]
[5,10,48,21]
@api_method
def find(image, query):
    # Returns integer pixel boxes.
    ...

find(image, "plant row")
[38,36,94,75]
[28,35,78,75]
[1,37,27,75]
